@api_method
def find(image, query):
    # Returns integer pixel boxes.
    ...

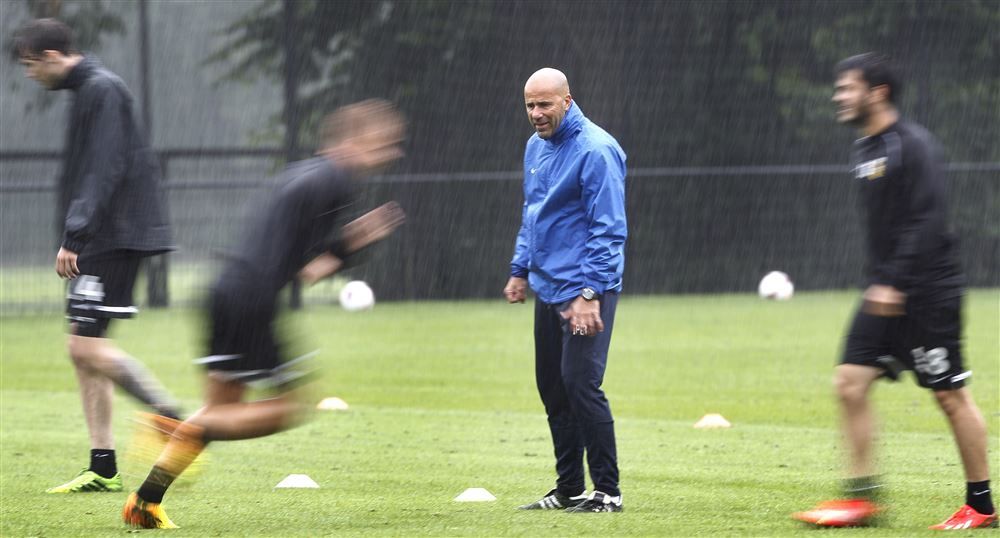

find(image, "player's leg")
[46,316,122,493]
[793,307,894,526]
[65,255,181,418]
[123,377,239,529]
[518,299,588,510]
[561,292,622,513]
[51,254,181,493]
[907,297,997,529]
[68,334,181,419]
[935,387,991,483]
[930,388,996,529]
[834,363,882,481]
[186,376,309,440]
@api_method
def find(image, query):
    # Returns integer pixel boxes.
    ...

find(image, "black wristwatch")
[580,287,597,301]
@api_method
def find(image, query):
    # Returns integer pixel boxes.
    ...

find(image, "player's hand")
[299,253,344,285]
[55,247,80,279]
[342,201,406,254]
[559,296,603,336]
[503,276,528,303]
[862,284,906,317]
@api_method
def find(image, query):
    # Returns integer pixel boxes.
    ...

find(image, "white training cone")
[454,487,497,502]
[316,397,349,411]
[274,474,320,489]
[693,413,732,429]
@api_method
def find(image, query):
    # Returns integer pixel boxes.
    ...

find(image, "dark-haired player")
[15,18,181,494]
[793,53,995,530]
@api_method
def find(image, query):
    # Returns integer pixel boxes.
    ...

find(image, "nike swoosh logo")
[927,375,952,385]
[530,168,537,174]
[972,490,990,496]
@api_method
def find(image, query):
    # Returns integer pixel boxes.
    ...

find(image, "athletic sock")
[136,421,207,504]
[966,480,994,515]
[89,449,117,478]
[843,475,882,501]
[137,466,172,504]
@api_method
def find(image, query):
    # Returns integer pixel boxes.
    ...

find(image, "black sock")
[137,466,175,504]
[843,475,882,500]
[967,480,994,515]
[89,449,117,478]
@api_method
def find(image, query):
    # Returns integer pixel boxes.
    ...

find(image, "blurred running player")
[122,100,406,529]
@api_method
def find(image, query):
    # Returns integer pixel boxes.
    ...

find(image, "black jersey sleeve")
[62,83,130,253]
[871,134,943,289]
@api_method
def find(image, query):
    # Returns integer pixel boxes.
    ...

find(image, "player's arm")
[336,201,406,255]
[561,148,627,334]
[505,198,531,303]
[505,156,533,303]
[872,137,942,293]
[579,147,627,297]
[299,202,405,285]
[61,84,130,258]
[298,253,344,286]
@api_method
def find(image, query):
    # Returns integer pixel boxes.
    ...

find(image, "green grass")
[0,262,348,313]
[1,290,997,536]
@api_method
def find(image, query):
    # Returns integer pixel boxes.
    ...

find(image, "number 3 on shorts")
[911,346,950,376]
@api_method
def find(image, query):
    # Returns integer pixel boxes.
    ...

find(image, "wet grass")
[1,290,997,536]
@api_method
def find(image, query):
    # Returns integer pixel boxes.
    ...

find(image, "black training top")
[850,119,965,304]
[216,156,356,298]
[55,56,173,257]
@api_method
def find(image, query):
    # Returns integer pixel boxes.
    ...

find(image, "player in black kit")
[793,54,995,531]
[122,100,406,529]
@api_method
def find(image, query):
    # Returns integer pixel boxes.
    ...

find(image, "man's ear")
[42,49,63,62]
[870,84,891,105]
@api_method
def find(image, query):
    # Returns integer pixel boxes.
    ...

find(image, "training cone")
[316,397,349,411]
[454,487,497,502]
[274,474,320,489]
[693,413,732,429]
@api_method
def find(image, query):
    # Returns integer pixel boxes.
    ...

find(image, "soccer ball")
[339,280,375,311]
[758,271,794,300]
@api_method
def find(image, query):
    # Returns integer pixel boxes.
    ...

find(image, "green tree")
[205,0,494,163]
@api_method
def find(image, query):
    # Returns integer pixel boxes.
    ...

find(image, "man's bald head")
[523,68,573,139]
[524,68,570,96]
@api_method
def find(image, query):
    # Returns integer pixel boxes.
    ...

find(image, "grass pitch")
[1,290,997,536]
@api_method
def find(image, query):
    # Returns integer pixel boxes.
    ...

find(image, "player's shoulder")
[575,123,626,165]
[280,157,351,199]
[891,121,946,171]
[77,58,125,90]
[578,120,624,154]
[894,119,942,154]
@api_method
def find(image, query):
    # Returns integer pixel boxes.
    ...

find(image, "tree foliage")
[205,0,998,170]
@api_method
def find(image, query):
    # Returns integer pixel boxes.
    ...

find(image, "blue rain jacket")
[510,102,627,304]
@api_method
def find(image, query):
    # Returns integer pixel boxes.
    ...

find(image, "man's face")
[19,52,65,89]
[350,120,406,175]
[524,87,571,139]
[832,69,872,125]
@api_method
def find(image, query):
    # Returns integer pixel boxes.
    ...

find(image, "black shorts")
[195,285,313,388]
[841,296,968,390]
[66,254,142,337]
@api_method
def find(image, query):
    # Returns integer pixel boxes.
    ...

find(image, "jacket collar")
[547,101,585,144]
[55,55,98,91]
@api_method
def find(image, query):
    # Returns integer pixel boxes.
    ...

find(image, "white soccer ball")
[339,280,375,311]
[758,271,794,300]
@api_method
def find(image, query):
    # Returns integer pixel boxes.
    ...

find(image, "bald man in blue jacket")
[505,67,627,513]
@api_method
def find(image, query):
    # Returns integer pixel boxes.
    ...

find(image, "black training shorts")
[841,296,969,390]
[195,282,282,383]
[66,253,142,337]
